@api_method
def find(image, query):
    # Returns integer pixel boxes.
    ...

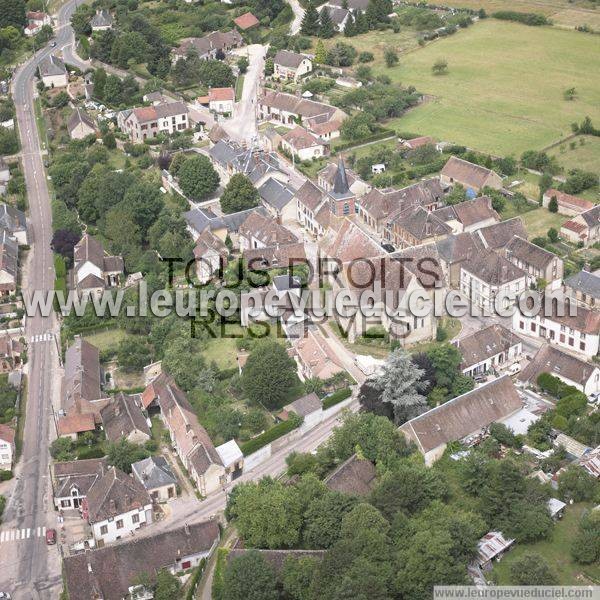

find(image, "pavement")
[221,44,267,144]
[286,0,305,35]
[0,1,86,598]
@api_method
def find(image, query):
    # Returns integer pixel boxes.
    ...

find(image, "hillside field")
[381,20,600,156]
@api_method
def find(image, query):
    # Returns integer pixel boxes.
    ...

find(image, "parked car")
[45,528,56,545]
[0,592,12,599]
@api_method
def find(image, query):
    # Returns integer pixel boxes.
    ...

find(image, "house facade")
[118,102,190,142]
[565,269,600,309]
[72,234,124,297]
[281,126,327,161]
[273,50,313,82]
[39,55,68,88]
[440,156,503,195]
[504,236,563,289]
[561,205,600,247]
[542,189,594,217]
[0,423,15,470]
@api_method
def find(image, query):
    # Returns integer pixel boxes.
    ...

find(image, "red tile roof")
[208,87,235,102]
[0,423,15,445]
[234,12,259,29]
[545,189,594,213]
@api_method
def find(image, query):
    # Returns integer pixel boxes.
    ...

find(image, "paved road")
[0,1,85,598]
[286,0,305,35]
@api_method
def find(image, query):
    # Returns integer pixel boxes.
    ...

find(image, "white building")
[117,102,190,143]
[0,423,15,471]
[38,55,68,88]
[273,50,313,82]
[281,126,327,161]
[84,466,153,546]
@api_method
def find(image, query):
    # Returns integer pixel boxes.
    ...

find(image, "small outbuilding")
[131,455,177,503]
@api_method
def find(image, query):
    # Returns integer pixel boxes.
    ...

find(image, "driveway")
[286,0,305,35]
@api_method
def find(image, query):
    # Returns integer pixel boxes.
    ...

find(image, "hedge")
[185,557,206,600]
[492,11,550,25]
[322,387,352,410]
[240,415,302,456]
[333,129,395,153]
[211,548,230,600]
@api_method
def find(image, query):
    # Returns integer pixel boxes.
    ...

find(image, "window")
[132,514,140,524]
[100,525,108,535]
[530,323,536,332]
[580,342,586,351]
[560,333,565,343]
[116,519,124,529]
[61,500,71,508]
[568,338,574,346]
[182,561,191,570]
[519,321,524,330]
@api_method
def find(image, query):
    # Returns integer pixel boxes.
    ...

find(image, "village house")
[207,139,285,186]
[51,458,107,510]
[475,532,515,571]
[100,392,151,444]
[278,392,324,429]
[243,242,306,272]
[0,203,28,245]
[258,90,347,138]
[358,178,443,237]
[193,229,228,284]
[460,250,526,313]
[513,299,600,358]
[67,108,96,140]
[580,446,600,479]
[90,9,113,31]
[24,11,51,36]
[83,466,153,546]
[72,234,124,297]
[0,236,18,297]
[320,5,350,30]
[519,343,600,397]
[63,520,220,599]
[321,218,382,269]
[504,235,563,289]
[281,126,328,161]
[0,332,23,373]
[324,454,377,496]
[385,206,453,249]
[440,156,503,196]
[432,196,500,234]
[294,328,345,381]
[198,87,235,116]
[257,177,297,223]
[117,101,190,142]
[38,55,68,88]
[238,211,298,252]
[171,30,243,63]
[318,161,369,197]
[399,376,523,465]
[234,11,260,30]
[131,456,178,503]
[560,204,600,247]
[565,268,600,309]
[273,50,313,82]
[0,423,15,471]
[294,179,330,237]
[454,324,523,378]
[436,232,486,288]
[142,372,243,494]
[327,0,369,9]
[399,135,436,150]
[542,188,594,217]
[476,217,528,251]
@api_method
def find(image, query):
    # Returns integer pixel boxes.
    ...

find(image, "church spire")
[332,155,349,195]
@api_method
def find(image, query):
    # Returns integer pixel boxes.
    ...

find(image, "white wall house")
[0,424,15,470]
[91,504,153,546]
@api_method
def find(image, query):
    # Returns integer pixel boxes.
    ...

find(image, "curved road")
[0,1,84,598]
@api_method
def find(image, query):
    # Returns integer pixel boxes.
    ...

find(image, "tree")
[432,58,448,75]
[571,509,600,564]
[0,127,19,155]
[343,13,355,36]
[162,336,210,392]
[444,183,468,205]
[557,465,599,503]
[50,437,74,461]
[153,569,181,600]
[51,229,81,265]
[177,155,220,201]
[427,343,463,390]
[384,47,398,68]
[237,56,249,74]
[122,181,164,233]
[358,378,394,420]
[198,60,235,87]
[373,348,427,424]
[220,174,259,214]
[340,111,376,141]
[314,40,327,64]
[563,87,577,101]
[223,550,278,600]
[325,42,357,67]
[281,556,318,600]
[370,462,447,519]
[303,491,358,548]
[92,68,107,100]
[548,195,558,213]
[107,438,149,473]
[242,341,298,409]
[318,7,336,38]
[510,553,557,585]
[227,479,303,548]
[0,0,26,29]
[117,338,152,373]
[301,2,320,35]
[547,227,559,243]
[103,131,116,150]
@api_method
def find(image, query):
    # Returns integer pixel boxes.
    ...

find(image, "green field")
[518,207,566,239]
[549,135,600,173]
[492,503,600,585]
[382,20,600,155]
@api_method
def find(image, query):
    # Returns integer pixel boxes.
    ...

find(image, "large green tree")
[222,550,278,600]
[1,0,26,29]
[318,7,336,38]
[510,553,557,585]
[177,155,220,201]
[220,174,260,214]
[153,569,181,600]
[300,2,320,35]
[241,340,298,409]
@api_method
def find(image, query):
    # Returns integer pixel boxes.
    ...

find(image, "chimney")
[184,523,190,536]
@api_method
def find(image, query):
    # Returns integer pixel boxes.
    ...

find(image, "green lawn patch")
[517,207,566,239]
[83,328,132,353]
[491,503,600,585]
[235,75,244,102]
[383,20,600,155]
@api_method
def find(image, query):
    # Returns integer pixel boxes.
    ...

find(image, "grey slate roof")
[285,392,321,417]
[0,203,26,233]
[39,55,66,78]
[132,455,177,491]
[274,50,307,69]
[90,9,113,28]
[258,177,296,211]
[565,269,600,300]
[67,108,95,134]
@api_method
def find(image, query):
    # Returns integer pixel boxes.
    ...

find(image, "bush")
[492,11,550,25]
[322,387,352,410]
[76,445,106,460]
[536,373,562,397]
[0,470,12,481]
[240,414,302,456]
[358,51,374,63]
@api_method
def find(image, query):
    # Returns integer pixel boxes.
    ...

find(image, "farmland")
[379,20,600,156]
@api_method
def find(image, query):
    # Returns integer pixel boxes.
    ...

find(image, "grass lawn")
[517,207,566,239]
[235,76,244,102]
[382,20,600,155]
[548,135,600,175]
[550,8,600,30]
[491,503,600,585]
[83,328,132,352]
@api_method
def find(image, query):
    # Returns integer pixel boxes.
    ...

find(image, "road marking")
[0,527,47,543]
[29,333,54,343]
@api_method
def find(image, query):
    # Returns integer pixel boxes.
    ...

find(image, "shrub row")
[322,387,352,410]
[492,11,550,26]
[333,129,395,153]
[240,414,302,456]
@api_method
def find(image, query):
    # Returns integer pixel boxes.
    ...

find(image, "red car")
[45,528,56,545]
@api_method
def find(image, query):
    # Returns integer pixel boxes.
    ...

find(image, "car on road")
[45,528,56,545]
[0,592,12,598]
[50,42,56,47]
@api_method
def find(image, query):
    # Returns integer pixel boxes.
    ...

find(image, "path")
[286,0,305,35]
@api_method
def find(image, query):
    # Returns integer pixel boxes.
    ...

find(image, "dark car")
[45,528,56,545]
